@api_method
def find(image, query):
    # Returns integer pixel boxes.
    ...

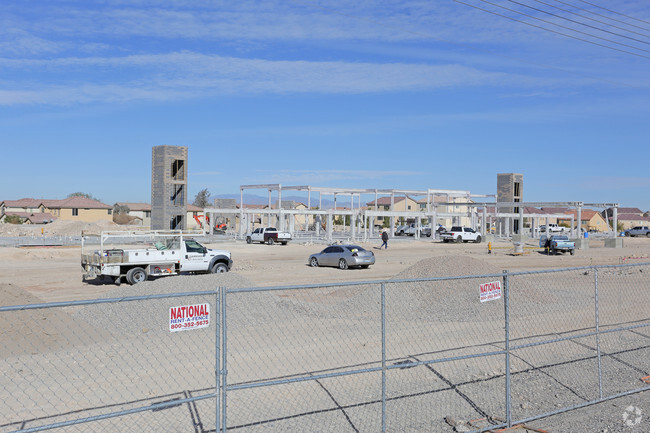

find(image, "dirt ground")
[0,231,648,432]
[0,234,648,303]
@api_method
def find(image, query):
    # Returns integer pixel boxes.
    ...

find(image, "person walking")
[381,229,389,249]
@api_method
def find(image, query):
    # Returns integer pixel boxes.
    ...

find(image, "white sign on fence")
[480,280,502,303]
[169,303,210,332]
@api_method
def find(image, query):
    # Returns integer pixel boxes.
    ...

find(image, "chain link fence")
[1,263,648,432]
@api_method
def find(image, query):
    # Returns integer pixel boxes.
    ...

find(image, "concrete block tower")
[151,145,188,230]
[497,173,523,233]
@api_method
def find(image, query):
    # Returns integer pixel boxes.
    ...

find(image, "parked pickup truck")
[623,226,650,237]
[539,223,566,233]
[404,223,432,237]
[440,226,482,243]
[246,227,291,245]
[81,231,233,285]
[395,224,409,236]
[540,234,575,255]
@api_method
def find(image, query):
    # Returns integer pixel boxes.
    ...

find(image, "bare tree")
[68,192,100,201]
[193,189,211,208]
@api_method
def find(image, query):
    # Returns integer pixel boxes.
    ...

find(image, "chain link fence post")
[594,268,603,400]
[503,270,512,428]
[381,282,387,433]
[216,287,221,433]
[221,285,228,433]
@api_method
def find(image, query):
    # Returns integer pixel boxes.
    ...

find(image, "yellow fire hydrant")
[488,241,492,254]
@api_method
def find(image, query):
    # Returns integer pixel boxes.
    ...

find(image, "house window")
[72,208,79,216]
[514,182,521,197]
[108,209,112,215]
[408,205,411,210]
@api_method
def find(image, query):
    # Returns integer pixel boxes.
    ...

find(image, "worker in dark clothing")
[381,230,389,249]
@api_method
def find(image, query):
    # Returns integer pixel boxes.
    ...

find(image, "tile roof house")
[602,207,643,219]
[1,197,112,223]
[0,211,57,224]
[611,214,650,230]
[601,207,649,230]
[557,209,609,232]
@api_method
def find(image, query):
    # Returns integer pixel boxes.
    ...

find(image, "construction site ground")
[0,230,648,432]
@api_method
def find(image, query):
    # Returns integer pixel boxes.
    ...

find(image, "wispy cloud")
[0,52,539,105]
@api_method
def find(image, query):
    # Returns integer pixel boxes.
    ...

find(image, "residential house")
[43,197,112,222]
[366,196,420,226]
[417,195,474,228]
[2,197,112,223]
[1,198,48,216]
[613,214,650,231]
[0,211,56,224]
[602,207,648,230]
[558,209,609,232]
[114,202,151,226]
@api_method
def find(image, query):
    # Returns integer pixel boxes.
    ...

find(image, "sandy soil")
[0,235,648,304]
[0,232,648,432]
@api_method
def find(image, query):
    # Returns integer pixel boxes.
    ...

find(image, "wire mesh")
[1,263,648,432]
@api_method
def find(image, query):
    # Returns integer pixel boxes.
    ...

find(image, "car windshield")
[554,236,569,241]
[345,246,365,252]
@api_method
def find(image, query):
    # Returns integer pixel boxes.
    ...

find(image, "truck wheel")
[310,257,319,267]
[456,236,462,243]
[126,267,146,285]
[475,235,482,244]
[646,233,650,238]
[246,236,252,244]
[551,248,557,255]
[570,249,575,255]
[281,241,288,245]
[267,237,274,245]
[211,263,228,273]
[338,259,348,270]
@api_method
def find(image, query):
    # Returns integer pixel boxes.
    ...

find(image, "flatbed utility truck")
[81,231,232,285]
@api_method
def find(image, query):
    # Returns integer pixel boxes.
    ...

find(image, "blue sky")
[1,0,649,210]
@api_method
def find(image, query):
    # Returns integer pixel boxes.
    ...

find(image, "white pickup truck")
[81,231,232,285]
[404,223,432,237]
[440,226,482,243]
[246,227,291,245]
[539,223,566,233]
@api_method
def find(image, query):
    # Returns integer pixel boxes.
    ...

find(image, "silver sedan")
[308,245,375,270]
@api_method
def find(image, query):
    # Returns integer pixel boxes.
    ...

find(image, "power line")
[461,0,650,59]
[506,0,650,46]
[289,0,646,88]
[575,0,650,27]
[550,0,650,35]
[530,0,650,40]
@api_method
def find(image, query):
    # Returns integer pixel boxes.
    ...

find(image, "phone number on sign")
[170,320,209,330]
